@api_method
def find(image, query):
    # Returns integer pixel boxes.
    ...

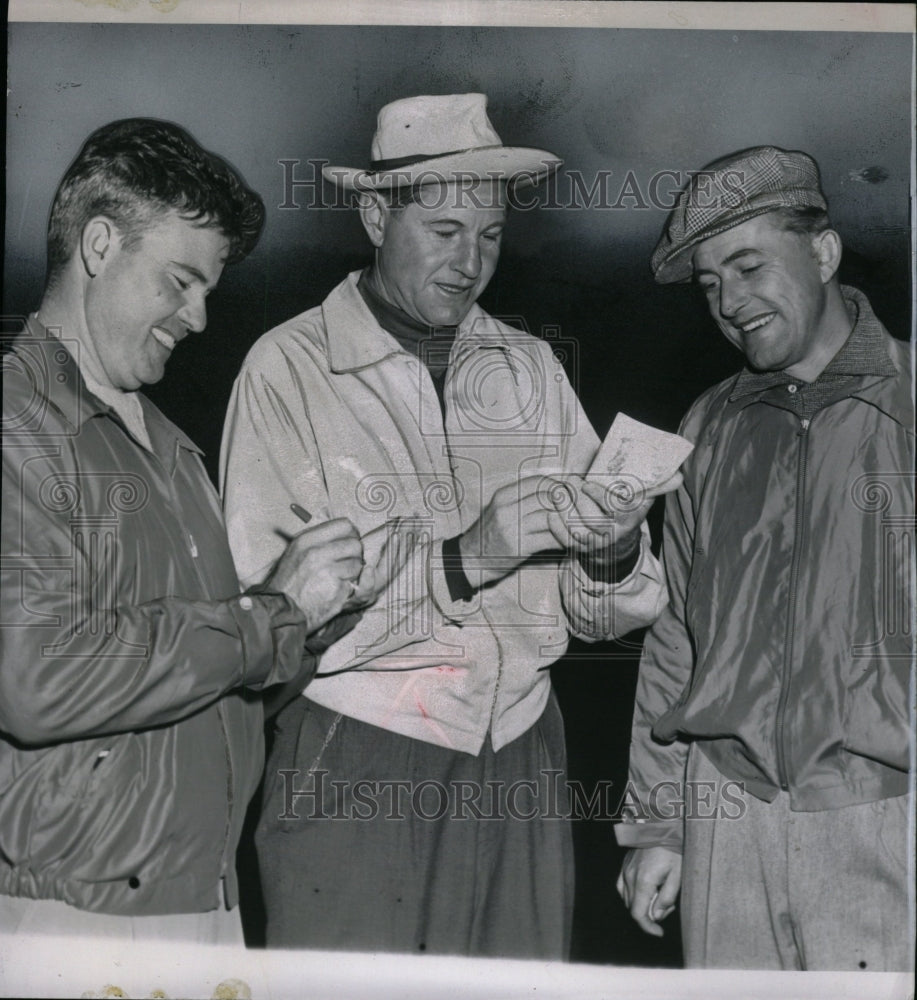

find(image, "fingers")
[618,848,681,938]
[630,881,665,937]
[289,520,363,569]
[615,869,628,907]
[645,471,684,497]
[653,859,682,922]
[580,477,651,517]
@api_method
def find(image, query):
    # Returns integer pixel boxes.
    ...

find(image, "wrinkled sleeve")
[0,427,311,749]
[552,350,668,642]
[220,343,448,675]
[614,406,706,852]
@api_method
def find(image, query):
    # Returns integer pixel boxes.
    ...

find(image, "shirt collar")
[324,270,510,374]
[14,316,202,457]
[729,286,897,400]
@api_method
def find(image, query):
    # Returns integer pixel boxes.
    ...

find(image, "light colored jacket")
[221,272,667,754]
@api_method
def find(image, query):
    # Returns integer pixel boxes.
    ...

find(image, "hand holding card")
[587,413,693,501]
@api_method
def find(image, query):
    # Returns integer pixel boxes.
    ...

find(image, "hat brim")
[323,147,562,191]
[653,190,828,284]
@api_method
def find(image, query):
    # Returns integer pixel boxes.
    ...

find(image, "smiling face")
[692,212,841,380]
[367,181,506,328]
[83,210,229,390]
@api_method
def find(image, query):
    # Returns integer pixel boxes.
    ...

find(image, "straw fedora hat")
[322,93,562,191]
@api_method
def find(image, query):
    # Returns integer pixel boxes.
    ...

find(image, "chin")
[434,307,471,328]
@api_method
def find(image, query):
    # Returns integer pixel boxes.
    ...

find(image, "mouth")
[151,326,178,352]
[435,282,475,296]
[735,312,776,334]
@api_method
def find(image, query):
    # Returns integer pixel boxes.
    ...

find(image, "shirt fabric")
[221,270,668,755]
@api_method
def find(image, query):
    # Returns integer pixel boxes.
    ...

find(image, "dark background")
[4,22,912,967]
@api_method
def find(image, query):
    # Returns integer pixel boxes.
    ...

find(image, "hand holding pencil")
[262,505,365,633]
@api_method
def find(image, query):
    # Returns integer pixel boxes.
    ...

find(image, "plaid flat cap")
[651,146,828,283]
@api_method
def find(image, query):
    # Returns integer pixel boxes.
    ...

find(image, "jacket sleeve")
[0,419,312,748]
[552,346,668,642]
[220,347,450,673]
[614,398,711,852]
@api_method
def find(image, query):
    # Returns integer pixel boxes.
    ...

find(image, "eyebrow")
[423,217,506,234]
[694,247,761,276]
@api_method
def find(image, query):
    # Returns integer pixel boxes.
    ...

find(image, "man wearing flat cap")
[221,94,674,956]
[615,146,913,970]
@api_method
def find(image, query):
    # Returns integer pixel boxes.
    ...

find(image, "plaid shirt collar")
[729,286,897,400]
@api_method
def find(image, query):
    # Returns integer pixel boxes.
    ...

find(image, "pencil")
[290,503,312,524]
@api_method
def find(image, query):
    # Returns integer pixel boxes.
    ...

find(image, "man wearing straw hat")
[221,94,676,956]
[615,146,913,970]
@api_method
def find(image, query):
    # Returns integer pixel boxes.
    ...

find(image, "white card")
[587,413,693,492]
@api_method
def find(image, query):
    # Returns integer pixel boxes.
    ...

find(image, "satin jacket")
[617,288,914,850]
[1,329,313,914]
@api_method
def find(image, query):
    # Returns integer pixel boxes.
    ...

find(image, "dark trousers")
[256,692,574,958]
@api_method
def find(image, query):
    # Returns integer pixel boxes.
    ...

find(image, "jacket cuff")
[572,524,650,598]
[575,527,642,584]
[442,535,476,602]
[429,540,478,623]
[229,589,309,689]
[614,820,684,852]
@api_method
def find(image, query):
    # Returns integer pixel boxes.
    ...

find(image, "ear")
[80,216,120,277]
[358,192,390,249]
[811,229,842,283]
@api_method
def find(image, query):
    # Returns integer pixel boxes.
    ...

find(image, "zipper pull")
[189,533,198,558]
[800,418,810,432]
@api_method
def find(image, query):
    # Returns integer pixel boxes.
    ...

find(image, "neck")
[784,282,853,382]
[362,266,419,325]
[36,279,115,390]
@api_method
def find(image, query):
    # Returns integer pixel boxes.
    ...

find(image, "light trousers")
[681,747,912,971]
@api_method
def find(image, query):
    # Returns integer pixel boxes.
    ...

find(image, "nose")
[177,289,207,334]
[717,277,748,320]
[451,234,482,280]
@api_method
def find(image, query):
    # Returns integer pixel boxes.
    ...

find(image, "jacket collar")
[16,316,203,457]
[730,286,896,398]
[726,287,912,431]
[323,270,511,374]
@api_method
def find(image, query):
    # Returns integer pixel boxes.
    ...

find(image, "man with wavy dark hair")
[0,118,372,941]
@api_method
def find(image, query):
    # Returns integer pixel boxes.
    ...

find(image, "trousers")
[0,894,244,944]
[256,691,574,958]
[681,747,912,970]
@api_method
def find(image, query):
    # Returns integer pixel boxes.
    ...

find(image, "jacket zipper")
[479,603,504,738]
[775,415,810,791]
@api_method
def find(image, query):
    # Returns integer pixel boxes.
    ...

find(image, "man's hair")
[46,118,265,288]
[771,205,833,236]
